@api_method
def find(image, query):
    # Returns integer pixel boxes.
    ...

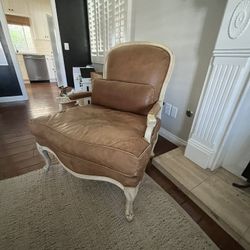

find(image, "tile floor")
[153,147,250,249]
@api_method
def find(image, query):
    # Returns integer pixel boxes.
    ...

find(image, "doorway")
[2,0,65,94]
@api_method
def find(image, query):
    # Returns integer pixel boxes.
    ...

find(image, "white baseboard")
[0,95,28,103]
[185,138,214,169]
[159,127,187,146]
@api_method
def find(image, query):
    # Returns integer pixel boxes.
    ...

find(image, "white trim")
[39,143,126,191]
[36,142,140,221]
[212,76,250,171]
[185,56,250,170]
[126,0,133,41]
[50,0,67,87]
[214,48,250,57]
[184,138,214,169]
[159,127,187,147]
[0,2,28,100]
[185,0,250,171]
[0,95,28,103]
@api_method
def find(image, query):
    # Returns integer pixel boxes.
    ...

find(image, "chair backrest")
[92,42,174,115]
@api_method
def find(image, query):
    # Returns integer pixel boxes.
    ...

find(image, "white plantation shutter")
[87,0,130,63]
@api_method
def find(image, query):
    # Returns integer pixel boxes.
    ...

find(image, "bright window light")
[8,24,35,53]
[87,0,129,64]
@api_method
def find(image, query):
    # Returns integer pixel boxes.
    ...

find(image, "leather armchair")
[30,42,174,221]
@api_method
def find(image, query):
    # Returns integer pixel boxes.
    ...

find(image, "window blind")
[87,0,129,64]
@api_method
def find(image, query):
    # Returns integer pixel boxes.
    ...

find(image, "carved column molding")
[185,0,250,170]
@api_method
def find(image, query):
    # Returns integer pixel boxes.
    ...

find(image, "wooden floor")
[0,83,59,179]
[0,83,244,249]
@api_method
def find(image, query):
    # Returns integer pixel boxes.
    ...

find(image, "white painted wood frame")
[185,0,250,170]
[36,142,140,222]
[0,1,28,102]
[50,0,67,87]
[0,0,68,103]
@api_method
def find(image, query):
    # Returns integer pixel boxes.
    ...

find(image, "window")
[87,0,131,63]
[8,24,35,53]
[6,15,35,54]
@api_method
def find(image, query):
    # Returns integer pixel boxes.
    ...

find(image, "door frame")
[0,1,28,102]
[0,0,68,103]
[50,0,67,87]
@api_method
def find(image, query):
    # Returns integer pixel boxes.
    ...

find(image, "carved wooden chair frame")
[37,42,174,221]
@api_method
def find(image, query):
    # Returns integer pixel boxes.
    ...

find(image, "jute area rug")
[0,165,218,250]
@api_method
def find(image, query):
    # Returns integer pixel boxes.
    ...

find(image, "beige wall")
[132,0,227,140]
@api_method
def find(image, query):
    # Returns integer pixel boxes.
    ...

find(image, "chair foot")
[150,133,159,158]
[150,151,155,158]
[36,143,52,171]
[124,185,139,222]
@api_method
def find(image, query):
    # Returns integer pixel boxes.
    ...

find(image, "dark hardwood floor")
[0,83,244,250]
[0,83,59,179]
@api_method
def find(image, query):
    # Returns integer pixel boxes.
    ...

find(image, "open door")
[0,4,27,102]
[47,14,66,87]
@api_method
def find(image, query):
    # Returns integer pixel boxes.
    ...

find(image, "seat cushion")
[30,105,154,185]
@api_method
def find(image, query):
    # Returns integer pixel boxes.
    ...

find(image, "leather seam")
[49,146,140,178]
[32,121,150,159]
[98,78,155,86]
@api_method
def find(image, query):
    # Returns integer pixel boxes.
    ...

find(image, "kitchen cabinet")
[45,55,57,82]
[2,0,29,16]
[28,0,51,40]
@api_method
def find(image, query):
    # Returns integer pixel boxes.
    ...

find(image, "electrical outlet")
[165,102,172,116]
[171,106,178,118]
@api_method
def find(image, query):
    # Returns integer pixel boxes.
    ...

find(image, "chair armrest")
[148,102,161,116]
[68,92,92,100]
[144,102,161,143]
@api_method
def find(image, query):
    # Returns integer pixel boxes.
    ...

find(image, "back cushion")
[92,79,155,115]
[106,44,171,100]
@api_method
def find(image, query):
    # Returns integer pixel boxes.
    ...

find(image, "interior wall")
[55,0,91,87]
[132,0,227,141]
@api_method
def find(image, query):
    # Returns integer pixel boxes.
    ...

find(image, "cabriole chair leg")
[36,143,52,171]
[150,133,159,158]
[124,185,139,222]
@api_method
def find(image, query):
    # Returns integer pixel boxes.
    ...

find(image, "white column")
[185,0,250,170]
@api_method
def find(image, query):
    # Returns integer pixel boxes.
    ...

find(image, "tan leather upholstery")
[30,105,160,186]
[106,44,171,100]
[92,79,155,115]
[30,43,172,188]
